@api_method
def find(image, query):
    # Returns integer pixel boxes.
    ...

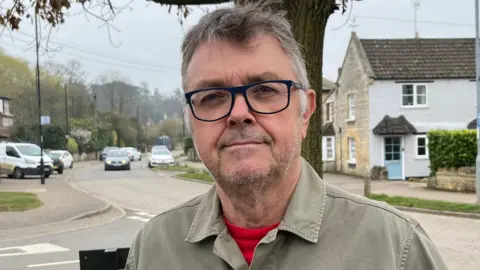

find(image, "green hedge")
[427,129,477,175]
[184,136,194,154]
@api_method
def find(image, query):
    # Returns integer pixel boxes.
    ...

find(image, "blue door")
[384,137,402,180]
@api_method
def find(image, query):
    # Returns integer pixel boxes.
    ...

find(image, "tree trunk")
[250,0,335,178]
[153,0,339,177]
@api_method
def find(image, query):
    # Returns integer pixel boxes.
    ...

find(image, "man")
[126,2,448,269]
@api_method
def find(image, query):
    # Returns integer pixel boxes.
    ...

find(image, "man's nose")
[227,94,256,127]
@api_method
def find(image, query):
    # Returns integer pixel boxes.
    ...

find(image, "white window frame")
[322,136,335,161]
[325,101,334,122]
[401,84,428,108]
[348,137,356,164]
[347,94,355,121]
[415,134,429,159]
[3,99,9,114]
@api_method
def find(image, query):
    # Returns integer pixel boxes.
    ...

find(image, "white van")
[0,142,53,179]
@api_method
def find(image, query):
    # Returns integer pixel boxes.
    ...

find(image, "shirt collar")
[185,157,327,243]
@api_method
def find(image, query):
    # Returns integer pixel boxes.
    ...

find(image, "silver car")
[104,150,131,171]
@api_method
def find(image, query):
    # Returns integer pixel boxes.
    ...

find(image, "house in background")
[324,32,476,180]
[0,96,14,139]
[321,78,337,172]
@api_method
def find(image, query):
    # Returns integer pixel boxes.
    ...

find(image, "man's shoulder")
[324,182,419,228]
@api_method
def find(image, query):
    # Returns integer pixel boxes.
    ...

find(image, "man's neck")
[218,160,301,228]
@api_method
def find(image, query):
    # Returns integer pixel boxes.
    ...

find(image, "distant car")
[47,152,65,174]
[100,146,118,161]
[48,150,74,169]
[153,135,173,151]
[104,149,131,171]
[148,147,175,168]
[121,147,142,161]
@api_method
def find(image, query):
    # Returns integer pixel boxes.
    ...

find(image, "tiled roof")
[373,115,417,135]
[322,78,336,90]
[359,38,475,79]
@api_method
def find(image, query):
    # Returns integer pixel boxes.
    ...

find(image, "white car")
[48,150,74,169]
[121,147,142,161]
[0,142,53,179]
[148,147,175,167]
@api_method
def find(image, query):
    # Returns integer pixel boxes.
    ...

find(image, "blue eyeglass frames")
[184,80,305,122]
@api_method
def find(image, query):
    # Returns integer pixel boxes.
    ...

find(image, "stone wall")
[434,167,476,193]
[334,33,371,178]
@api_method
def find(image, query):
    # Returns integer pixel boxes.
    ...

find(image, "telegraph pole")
[475,0,480,204]
[64,84,69,134]
[34,9,45,185]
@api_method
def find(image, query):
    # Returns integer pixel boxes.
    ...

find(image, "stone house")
[0,96,14,140]
[323,32,476,180]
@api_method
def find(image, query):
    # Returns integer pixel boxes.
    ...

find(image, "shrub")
[67,138,79,154]
[427,129,477,175]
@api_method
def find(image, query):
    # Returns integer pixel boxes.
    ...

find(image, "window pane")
[403,96,414,106]
[393,153,401,160]
[385,153,392,160]
[385,145,392,152]
[416,85,426,95]
[402,85,414,95]
[418,147,426,156]
[393,145,400,152]
[417,94,427,105]
[417,137,426,146]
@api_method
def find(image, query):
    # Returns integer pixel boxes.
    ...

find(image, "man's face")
[185,34,315,189]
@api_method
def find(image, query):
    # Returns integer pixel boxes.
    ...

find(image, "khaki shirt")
[125,158,448,270]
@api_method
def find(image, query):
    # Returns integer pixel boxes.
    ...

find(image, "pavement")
[175,158,477,204]
[0,162,109,231]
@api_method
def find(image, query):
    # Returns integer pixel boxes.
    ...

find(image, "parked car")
[104,149,131,171]
[0,142,53,179]
[121,147,142,161]
[47,152,64,174]
[100,146,118,161]
[148,147,175,168]
[47,150,74,169]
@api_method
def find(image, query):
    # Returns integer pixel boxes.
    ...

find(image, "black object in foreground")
[79,248,130,270]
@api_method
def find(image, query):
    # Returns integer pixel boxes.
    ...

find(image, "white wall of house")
[368,79,475,178]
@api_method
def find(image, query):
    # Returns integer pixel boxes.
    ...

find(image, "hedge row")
[427,129,477,175]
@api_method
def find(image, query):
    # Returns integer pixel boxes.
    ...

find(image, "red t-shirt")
[224,217,280,265]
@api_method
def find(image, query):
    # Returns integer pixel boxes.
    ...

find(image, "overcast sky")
[0,0,476,95]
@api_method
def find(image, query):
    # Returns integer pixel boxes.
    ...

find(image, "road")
[0,158,479,269]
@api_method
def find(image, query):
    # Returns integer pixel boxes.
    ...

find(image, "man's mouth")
[223,141,263,148]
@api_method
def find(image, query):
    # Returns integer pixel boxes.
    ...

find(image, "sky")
[0,0,476,95]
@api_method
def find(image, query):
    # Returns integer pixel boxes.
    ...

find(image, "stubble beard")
[196,125,303,209]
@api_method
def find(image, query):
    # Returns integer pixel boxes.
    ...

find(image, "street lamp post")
[475,0,480,204]
[34,10,45,185]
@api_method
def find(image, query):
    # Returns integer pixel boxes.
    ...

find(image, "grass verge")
[152,165,192,172]
[368,194,480,214]
[0,192,44,212]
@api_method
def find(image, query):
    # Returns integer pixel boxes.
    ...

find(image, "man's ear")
[301,89,316,139]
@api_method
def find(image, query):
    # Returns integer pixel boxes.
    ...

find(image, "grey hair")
[181,1,310,89]
[181,1,310,130]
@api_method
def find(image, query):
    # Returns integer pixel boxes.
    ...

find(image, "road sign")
[41,116,50,125]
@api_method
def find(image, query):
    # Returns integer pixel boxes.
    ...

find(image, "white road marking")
[0,243,69,257]
[127,216,150,223]
[27,260,79,268]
